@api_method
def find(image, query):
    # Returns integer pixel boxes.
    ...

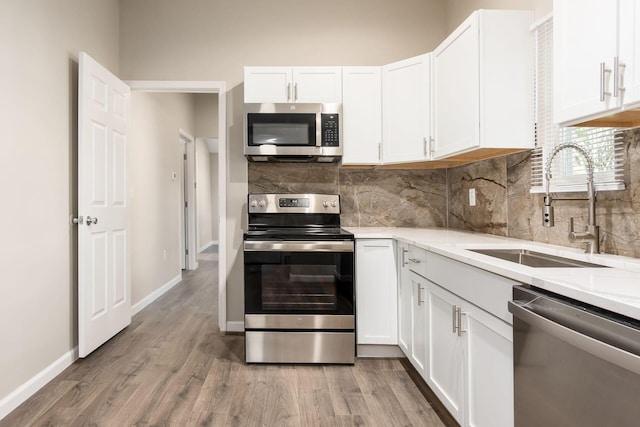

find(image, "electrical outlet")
[469,188,476,206]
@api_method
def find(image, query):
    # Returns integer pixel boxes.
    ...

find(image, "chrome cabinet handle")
[86,216,98,225]
[417,284,424,306]
[423,137,428,157]
[409,258,420,263]
[294,83,298,101]
[600,62,612,102]
[456,307,464,336]
[287,83,291,101]
[402,248,409,266]
[452,305,458,333]
[614,56,626,97]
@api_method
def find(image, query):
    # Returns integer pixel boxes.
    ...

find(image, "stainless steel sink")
[469,249,609,268]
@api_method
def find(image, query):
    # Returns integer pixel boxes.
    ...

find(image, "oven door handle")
[508,300,640,375]
[244,240,354,252]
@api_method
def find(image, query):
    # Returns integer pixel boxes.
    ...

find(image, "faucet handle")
[569,217,574,233]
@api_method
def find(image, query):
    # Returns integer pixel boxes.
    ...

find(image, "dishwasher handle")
[509,300,640,376]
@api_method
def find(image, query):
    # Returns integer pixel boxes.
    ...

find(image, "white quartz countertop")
[345,227,640,320]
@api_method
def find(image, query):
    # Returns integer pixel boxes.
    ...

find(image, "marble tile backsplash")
[247,128,640,258]
[248,164,448,228]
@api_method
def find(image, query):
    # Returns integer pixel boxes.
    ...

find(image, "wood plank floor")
[1,247,446,427]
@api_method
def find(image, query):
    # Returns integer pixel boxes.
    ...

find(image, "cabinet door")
[382,54,431,164]
[244,67,292,103]
[619,0,640,107]
[462,302,513,427]
[397,242,412,356]
[292,67,342,103]
[432,13,479,159]
[342,67,382,165]
[355,239,398,345]
[410,271,428,377]
[427,282,464,424]
[553,0,619,124]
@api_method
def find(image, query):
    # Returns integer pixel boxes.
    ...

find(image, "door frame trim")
[126,80,228,332]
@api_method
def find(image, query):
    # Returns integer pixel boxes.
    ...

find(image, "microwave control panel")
[321,114,340,147]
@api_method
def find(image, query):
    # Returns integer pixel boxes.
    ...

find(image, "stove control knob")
[250,200,258,208]
[322,200,329,208]
[331,200,338,208]
[258,200,266,208]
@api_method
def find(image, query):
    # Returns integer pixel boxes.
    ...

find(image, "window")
[530,16,625,193]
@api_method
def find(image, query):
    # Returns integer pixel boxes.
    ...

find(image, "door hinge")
[185,201,188,208]
[183,154,187,160]
[186,249,189,255]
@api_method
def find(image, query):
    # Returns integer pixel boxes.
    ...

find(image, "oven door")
[243,239,355,363]
[244,240,354,318]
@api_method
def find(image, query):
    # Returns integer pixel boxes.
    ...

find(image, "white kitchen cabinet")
[342,67,382,165]
[432,10,534,159]
[244,66,342,103]
[426,251,514,427]
[463,301,513,427]
[398,244,429,376]
[619,0,640,108]
[355,239,398,345]
[382,54,431,164]
[397,242,412,356]
[409,271,428,376]
[427,282,465,424]
[553,0,619,124]
[554,0,640,125]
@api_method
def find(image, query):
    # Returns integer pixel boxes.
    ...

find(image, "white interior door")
[78,52,131,358]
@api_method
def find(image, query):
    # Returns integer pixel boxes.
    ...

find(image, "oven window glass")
[244,250,354,315]
[247,113,316,147]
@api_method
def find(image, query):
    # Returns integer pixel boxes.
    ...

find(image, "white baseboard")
[0,348,77,421]
[131,273,182,316]
[226,321,245,333]
[199,240,218,252]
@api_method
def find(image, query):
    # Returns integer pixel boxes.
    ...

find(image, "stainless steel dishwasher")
[508,285,640,426]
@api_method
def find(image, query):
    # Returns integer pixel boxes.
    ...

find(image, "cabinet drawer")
[426,251,516,324]
[408,245,428,277]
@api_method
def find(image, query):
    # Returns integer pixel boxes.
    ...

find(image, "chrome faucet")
[543,143,600,254]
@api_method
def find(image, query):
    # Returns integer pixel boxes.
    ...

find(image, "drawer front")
[408,245,428,277]
[426,251,516,324]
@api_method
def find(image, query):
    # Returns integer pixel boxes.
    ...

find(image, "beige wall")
[194,94,219,138]
[196,139,214,249]
[0,0,120,408]
[130,92,197,303]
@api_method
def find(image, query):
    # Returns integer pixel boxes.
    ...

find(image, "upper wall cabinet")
[554,0,640,126]
[342,67,383,165]
[382,54,431,164]
[432,10,534,160]
[244,66,342,104]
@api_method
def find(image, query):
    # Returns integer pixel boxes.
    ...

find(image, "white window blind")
[530,16,625,193]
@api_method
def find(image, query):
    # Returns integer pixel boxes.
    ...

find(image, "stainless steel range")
[243,193,355,364]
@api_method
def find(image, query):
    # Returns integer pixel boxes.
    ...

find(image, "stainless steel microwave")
[244,103,342,162]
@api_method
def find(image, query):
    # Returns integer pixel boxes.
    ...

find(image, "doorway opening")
[127,80,227,332]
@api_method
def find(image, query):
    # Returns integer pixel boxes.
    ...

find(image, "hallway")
[2,247,444,426]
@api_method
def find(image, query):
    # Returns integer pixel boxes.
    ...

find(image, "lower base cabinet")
[410,271,428,375]
[427,280,513,427]
[356,239,398,345]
